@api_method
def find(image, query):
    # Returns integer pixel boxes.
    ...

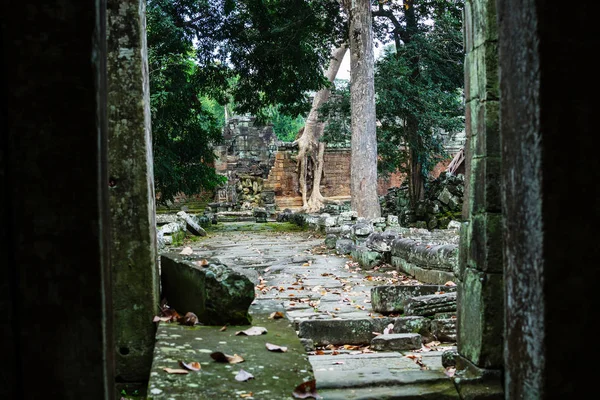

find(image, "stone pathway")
[149,222,459,399]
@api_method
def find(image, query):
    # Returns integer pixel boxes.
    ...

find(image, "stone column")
[1,1,114,398]
[456,0,504,396]
[107,0,159,389]
[499,0,599,398]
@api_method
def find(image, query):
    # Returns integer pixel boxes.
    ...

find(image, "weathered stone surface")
[107,0,159,383]
[404,292,457,317]
[160,253,255,325]
[371,285,457,313]
[457,268,503,368]
[298,316,430,346]
[324,234,338,249]
[392,256,456,285]
[351,246,382,268]
[432,318,457,342]
[176,211,206,236]
[453,354,504,399]
[365,230,399,252]
[391,238,458,271]
[253,207,267,222]
[335,238,355,255]
[148,314,313,400]
[353,222,374,237]
[312,353,459,398]
[442,349,458,368]
[371,333,422,351]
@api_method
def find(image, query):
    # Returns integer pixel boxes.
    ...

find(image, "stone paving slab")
[147,314,313,400]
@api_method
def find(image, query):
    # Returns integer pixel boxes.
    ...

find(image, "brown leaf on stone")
[235,369,255,382]
[179,361,201,371]
[292,379,321,399]
[235,326,267,336]
[163,367,189,374]
[210,351,245,364]
[343,345,360,350]
[195,259,209,267]
[178,312,198,326]
[179,247,193,255]
[240,393,253,398]
[265,342,288,352]
[268,311,285,320]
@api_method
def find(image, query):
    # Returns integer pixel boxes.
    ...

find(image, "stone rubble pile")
[381,172,465,229]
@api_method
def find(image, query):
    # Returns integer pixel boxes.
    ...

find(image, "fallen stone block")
[404,292,457,317]
[365,231,399,252]
[160,253,255,325]
[371,285,457,313]
[324,234,337,249]
[432,318,457,342]
[298,316,430,346]
[335,238,355,255]
[350,246,382,269]
[371,333,422,351]
[176,211,206,236]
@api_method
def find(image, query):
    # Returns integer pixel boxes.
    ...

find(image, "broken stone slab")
[390,238,458,271]
[335,238,355,255]
[297,316,431,346]
[353,222,374,237]
[371,333,422,351]
[159,221,184,234]
[365,230,400,252]
[350,245,382,269]
[404,292,457,317]
[432,318,457,342]
[324,234,337,249]
[176,211,206,236]
[391,256,456,285]
[160,253,255,325]
[311,353,458,398]
[253,207,267,222]
[371,285,458,313]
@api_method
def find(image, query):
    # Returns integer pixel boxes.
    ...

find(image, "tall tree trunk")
[295,45,347,212]
[343,0,381,218]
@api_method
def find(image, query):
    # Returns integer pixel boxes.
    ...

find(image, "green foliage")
[147,0,347,203]
[321,1,464,182]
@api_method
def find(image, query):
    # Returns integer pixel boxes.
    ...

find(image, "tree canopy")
[147,0,346,203]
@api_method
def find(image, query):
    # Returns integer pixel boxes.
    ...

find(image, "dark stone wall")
[499,0,600,397]
[0,1,114,399]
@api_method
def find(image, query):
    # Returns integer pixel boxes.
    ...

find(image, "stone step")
[310,352,459,399]
[371,333,422,351]
[371,284,457,313]
[297,316,431,346]
[404,292,457,317]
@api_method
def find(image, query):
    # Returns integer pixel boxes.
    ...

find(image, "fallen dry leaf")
[268,311,285,319]
[179,247,193,255]
[179,361,201,371]
[235,326,267,336]
[292,379,321,399]
[235,369,255,382]
[210,351,245,364]
[240,393,253,398]
[179,312,198,326]
[163,367,189,375]
[195,259,209,267]
[265,342,288,352]
[445,367,456,377]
